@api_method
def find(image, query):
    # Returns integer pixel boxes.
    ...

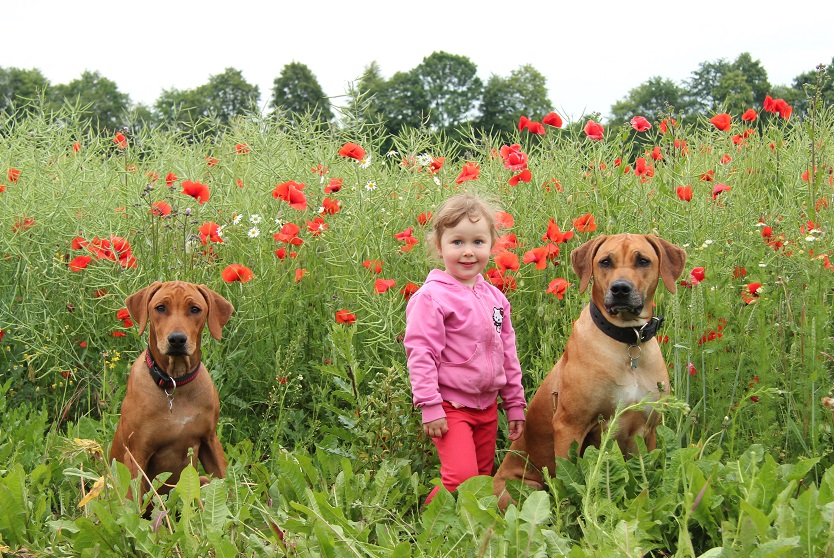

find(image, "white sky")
[4,0,832,122]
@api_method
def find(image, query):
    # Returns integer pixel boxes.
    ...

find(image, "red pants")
[425,400,498,505]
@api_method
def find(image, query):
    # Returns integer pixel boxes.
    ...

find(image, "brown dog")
[494,234,686,509]
[110,281,234,504]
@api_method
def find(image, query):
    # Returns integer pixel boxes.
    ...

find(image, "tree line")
[1,51,831,140]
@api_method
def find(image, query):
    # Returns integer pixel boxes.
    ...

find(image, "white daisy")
[248,227,260,238]
[365,181,377,191]
[232,214,242,225]
[416,153,433,167]
[360,155,372,169]
[386,150,399,158]
[250,214,262,224]
[433,176,441,186]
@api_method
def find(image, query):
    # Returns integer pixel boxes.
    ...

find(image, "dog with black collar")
[494,234,686,510]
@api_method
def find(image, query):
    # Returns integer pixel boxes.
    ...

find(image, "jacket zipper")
[471,286,496,409]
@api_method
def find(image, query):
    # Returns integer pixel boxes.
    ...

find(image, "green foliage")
[478,65,554,137]
[1,90,834,554]
[270,61,334,124]
[48,70,131,134]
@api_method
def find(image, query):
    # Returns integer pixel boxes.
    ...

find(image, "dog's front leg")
[199,435,228,480]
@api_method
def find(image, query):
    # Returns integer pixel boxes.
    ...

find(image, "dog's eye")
[190,306,202,315]
[155,304,166,313]
[598,257,612,268]
[637,257,651,267]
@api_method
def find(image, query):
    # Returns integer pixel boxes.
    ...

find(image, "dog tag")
[628,345,642,370]
[164,379,176,413]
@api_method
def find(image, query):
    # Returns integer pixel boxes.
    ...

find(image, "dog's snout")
[167,332,188,347]
[609,280,632,298]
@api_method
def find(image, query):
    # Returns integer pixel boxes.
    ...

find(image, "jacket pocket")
[439,342,489,393]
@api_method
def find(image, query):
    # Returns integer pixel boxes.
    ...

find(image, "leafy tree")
[344,61,388,125]
[202,67,259,126]
[0,66,50,117]
[270,62,333,124]
[412,51,482,133]
[478,65,552,135]
[686,52,770,115]
[609,76,692,126]
[785,59,834,117]
[373,70,430,137]
[153,87,211,133]
[49,70,130,132]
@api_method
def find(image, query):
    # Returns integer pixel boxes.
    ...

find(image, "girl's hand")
[423,418,448,438]
[507,420,525,441]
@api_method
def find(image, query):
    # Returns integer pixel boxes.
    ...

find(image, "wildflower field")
[1,94,834,556]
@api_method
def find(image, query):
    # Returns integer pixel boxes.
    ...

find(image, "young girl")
[404,193,526,504]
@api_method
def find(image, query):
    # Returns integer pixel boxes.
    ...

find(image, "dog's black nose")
[168,332,188,347]
[609,280,633,298]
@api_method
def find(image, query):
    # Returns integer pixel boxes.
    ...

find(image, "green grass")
[1,101,834,555]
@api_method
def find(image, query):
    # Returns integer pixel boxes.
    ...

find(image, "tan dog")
[494,234,686,509]
[110,281,234,504]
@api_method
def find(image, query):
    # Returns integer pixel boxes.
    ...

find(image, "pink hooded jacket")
[404,269,527,424]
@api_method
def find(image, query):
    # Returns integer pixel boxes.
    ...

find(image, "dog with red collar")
[110,281,233,506]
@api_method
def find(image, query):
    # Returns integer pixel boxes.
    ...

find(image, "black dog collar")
[589,302,664,345]
[145,348,201,389]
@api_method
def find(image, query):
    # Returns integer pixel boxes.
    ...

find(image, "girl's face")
[436,216,493,286]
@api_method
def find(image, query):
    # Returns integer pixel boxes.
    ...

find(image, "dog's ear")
[125,282,163,335]
[197,285,234,340]
[646,236,687,293]
[571,236,607,293]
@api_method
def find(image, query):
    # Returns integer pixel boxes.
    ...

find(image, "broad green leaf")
[519,490,551,527]
[175,464,201,504]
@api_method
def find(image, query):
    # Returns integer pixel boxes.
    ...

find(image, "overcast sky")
[4,0,832,122]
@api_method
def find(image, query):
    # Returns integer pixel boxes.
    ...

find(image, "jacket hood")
[424,268,486,289]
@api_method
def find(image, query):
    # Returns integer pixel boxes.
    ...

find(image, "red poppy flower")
[546,278,571,299]
[221,264,254,283]
[542,112,563,128]
[295,269,306,283]
[634,157,654,178]
[709,113,732,131]
[116,308,131,321]
[235,143,249,154]
[151,201,172,217]
[7,168,21,183]
[400,282,419,300]
[182,180,211,204]
[659,119,677,134]
[338,142,366,160]
[630,116,651,132]
[508,169,532,186]
[324,177,343,194]
[676,185,693,201]
[720,154,732,165]
[761,225,773,238]
[689,267,706,284]
[525,121,545,135]
[455,161,480,184]
[583,120,604,141]
[114,133,127,149]
[374,278,396,294]
[429,157,445,173]
[71,236,88,250]
[68,255,93,271]
[417,212,433,226]
[773,98,792,120]
[274,223,304,246]
[492,234,518,253]
[522,246,550,270]
[335,309,356,324]
[394,227,418,252]
[486,268,516,292]
[650,146,663,161]
[687,362,697,376]
[518,115,531,131]
[572,213,597,232]
[206,156,219,167]
[12,217,35,233]
[741,109,757,122]
[321,197,341,215]
[542,219,574,243]
[742,282,762,304]
[72,142,81,153]
[273,180,308,210]
[363,259,383,273]
[198,222,224,244]
[494,211,514,229]
[494,251,520,272]
[306,217,328,236]
[92,288,108,298]
[112,331,127,337]
[499,144,528,171]
[732,266,747,279]
[712,183,731,199]
[0,185,5,193]
[165,172,178,187]
[700,170,715,182]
